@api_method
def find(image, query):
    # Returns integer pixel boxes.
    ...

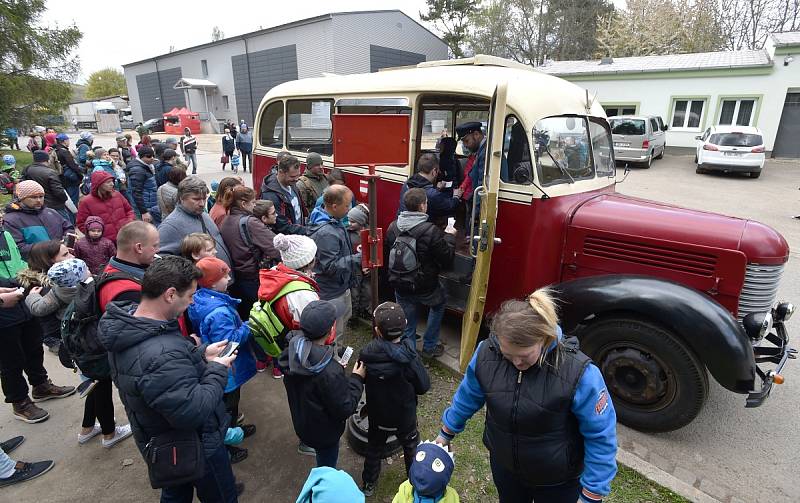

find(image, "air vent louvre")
[583,236,717,276]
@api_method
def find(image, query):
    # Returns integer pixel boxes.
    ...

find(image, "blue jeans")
[395,292,446,353]
[160,444,238,503]
[315,442,340,468]
[185,153,198,174]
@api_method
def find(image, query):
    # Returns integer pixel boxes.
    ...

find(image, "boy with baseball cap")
[358,302,430,496]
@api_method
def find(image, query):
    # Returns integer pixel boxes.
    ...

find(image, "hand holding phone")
[64,232,77,248]
[218,341,240,358]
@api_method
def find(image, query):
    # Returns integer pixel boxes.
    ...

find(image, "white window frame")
[717,98,756,126]
[670,98,706,131]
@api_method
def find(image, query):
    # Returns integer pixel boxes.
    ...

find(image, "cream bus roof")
[261,55,606,124]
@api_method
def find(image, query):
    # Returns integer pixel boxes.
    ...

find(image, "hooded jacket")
[295,171,329,217]
[188,288,257,393]
[257,264,319,335]
[309,211,361,300]
[76,171,134,244]
[158,204,233,268]
[277,331,364,448]
[397,173,459,221]
[73,216,116,275]
[260,173,307,235]
[218,207,280,280]
[297,467,366,503]
[20,162,68,211]
[25,282,76,322]
[385,212,455,296]
[235,130,253,153]
[359,336,430,431]
[54,143,83,184]
[392,481,459,503]
[0,228,27,281]
[2,201,74,258]
[156,181,179,218]
[98,302,229,458]
[126,158,158,217]
[74,138,93,166]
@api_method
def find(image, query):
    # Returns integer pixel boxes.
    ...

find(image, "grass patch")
[340,320,689,503]
[1,149,32,167]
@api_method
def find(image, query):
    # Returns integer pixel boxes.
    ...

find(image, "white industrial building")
[122,10,447,131]
[540,32,800,157]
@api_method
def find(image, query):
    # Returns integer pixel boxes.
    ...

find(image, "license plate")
[615,142,630,147]
[724,151,742,157]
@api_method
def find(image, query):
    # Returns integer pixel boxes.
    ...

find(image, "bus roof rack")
[377,55,534,73]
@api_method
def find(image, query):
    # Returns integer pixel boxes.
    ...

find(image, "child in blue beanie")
[296,466,364,503]
[393,441,459,503]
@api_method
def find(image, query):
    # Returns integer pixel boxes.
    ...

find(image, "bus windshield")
[533,116,595,186]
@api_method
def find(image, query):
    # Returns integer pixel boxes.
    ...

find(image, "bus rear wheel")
[579,317,708,432]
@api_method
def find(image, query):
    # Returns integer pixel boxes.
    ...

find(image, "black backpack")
[60,272,138,380]
[388,224,431,294]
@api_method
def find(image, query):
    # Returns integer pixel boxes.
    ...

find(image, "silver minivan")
[609,115,667,168]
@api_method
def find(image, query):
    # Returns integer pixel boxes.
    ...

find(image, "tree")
[84,68,126,99]
[211,26,224,42]
[420,0,474,58]
[0,0,82,128]
[718,0,800,50]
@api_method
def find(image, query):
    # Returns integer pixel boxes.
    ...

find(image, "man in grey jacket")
[310,185,361,344]
[158,176,233,267]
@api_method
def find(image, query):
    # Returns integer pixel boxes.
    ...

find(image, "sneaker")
[227,445,248,464]
[102,424,133,448]
[77,379,97,399]
[12,398,49,424]
[362,482,376,497]
[256,360,268,373]
[240,424,256,439]
[78,424,101,445]
[236,412,245,425]
[271,366,283,379]
[0,460,55,488]
[0,436,24,454]
[297,442,316,456]
[32,380,76,402]
[421,344,445,358]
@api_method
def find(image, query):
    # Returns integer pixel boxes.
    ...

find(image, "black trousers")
[223,388,240,425]
[362,423,419,485]
[490,455,581,503]
[82,378,116,435]
[0,319,48,403]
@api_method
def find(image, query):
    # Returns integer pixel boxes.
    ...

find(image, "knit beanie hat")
[347,204,369,228]
[273,233,317,270]
[196,257,231,288]
[409,441,455,498]
[296,466,364,503]
[15,180,45,200]
[33,150,50,162]
[48,258,88,288]
[299,300,337,340]
[86,215,105,233]
[306,152,323,168]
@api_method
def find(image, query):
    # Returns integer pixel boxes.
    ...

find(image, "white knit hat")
[273,233,317,269]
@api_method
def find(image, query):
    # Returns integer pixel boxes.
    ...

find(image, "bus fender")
[553,274,756,394]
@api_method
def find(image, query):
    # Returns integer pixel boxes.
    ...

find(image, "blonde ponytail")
[491,287,560,355]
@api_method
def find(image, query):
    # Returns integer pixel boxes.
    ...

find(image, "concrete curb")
[617,447,721,503]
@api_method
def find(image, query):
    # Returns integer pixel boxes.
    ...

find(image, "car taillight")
[642,140,650,149]
[703,144,719,151]
[751,146,765,153]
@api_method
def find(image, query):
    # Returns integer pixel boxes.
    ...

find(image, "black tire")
[345,394,402,458]
[693,154,698,163]
[696,164,706,174]
[578,317,708,432]
[749,171,761,179]
[641,154,652,169]
[655,145,664,159]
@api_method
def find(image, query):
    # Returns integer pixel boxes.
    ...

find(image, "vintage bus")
[251,55,794,432]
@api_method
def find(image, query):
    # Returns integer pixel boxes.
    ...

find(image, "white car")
[695,125,765,178]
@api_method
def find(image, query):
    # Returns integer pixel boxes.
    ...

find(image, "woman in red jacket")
[76,171,134,244]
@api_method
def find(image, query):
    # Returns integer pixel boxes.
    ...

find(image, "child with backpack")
[187,257,257,464]
[392,441,459,503]
[358,302,430,496]
[26,258,133,447]
[278,300,366,468]
[73,216,116,275]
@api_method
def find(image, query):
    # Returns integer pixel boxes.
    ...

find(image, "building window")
[718,98,756,126]
[287,99,334,155]
[603,105,637,117]
[201,60,208,78]
[259,100,284,148]
[671,99,705,129]
[222,95,229,110]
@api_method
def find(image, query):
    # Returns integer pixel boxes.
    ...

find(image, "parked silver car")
[609,115,667,168]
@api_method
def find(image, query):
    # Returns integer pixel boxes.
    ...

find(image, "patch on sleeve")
[595,389,609,415]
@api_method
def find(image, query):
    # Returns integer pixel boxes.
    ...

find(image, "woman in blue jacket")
[436,288,618,503]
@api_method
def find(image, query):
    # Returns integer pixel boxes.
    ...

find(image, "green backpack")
[248,280,315,357]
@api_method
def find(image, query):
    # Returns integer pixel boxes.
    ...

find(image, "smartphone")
[64,232,77,248]
[219,341,240,358]
[339,346,354,366]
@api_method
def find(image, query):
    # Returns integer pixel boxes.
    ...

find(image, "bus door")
[459,82,508,371]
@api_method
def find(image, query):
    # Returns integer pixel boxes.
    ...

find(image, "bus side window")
[287,99,334,155]
[502,115,533,185]
[259,101,284,148]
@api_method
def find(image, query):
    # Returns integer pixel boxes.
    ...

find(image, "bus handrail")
[469,185,487,258]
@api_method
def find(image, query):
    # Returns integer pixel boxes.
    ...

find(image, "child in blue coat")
[188,256,257,464]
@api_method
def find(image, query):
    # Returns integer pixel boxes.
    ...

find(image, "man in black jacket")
[99,256,241,501]
[53,133,84,206]
[278,300,366,468]
[397,153,462,228]
[21,150,70,223]
[260,154,306,235]
[385,188,456,358]
[358,302,430,496]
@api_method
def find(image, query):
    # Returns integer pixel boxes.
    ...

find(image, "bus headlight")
[775,302,795,323]
[743,312,773,341]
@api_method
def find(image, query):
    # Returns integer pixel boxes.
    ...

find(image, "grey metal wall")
[773,93,800,158]
[135,67,185,120]
[369,45,426,72]
[232,45,298,126]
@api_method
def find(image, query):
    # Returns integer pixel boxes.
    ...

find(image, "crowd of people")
[0,124,619,503]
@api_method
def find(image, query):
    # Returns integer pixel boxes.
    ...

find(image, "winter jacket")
[392,481,460,503]
[179,135,198,154]
[74,226,116,276]
[221,134,236,154]
[0,228,27,280]
[296,171,329,217]
[219,207,280,281]
[188,288,257,393]
[126,159,158,217]
[441,329,618,499]
[154,160,172,187]
[20,162,68,211]
[260,173,307,235]
[97,258,146,311]
[277,331,364,449]
[75,138,93,166]
[397,173,458,221]
[2,202,73,258]
[76,171,134,244]
[257,264,319,335]
[99,302,229,458]
[235,130,253,153]
[156,181,179,218]
[309,210,361,300]
[54,143,83,186]
[158,204,233,268]
[25,283,76,323]
[16,269,59,338]
[297,467,366,503]
[359,336,430,431]
[385,212,454,296]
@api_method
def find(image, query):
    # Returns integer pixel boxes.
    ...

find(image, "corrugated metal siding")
[231,45,298,127]
[135,67,185,120]
[370,45,426,72]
